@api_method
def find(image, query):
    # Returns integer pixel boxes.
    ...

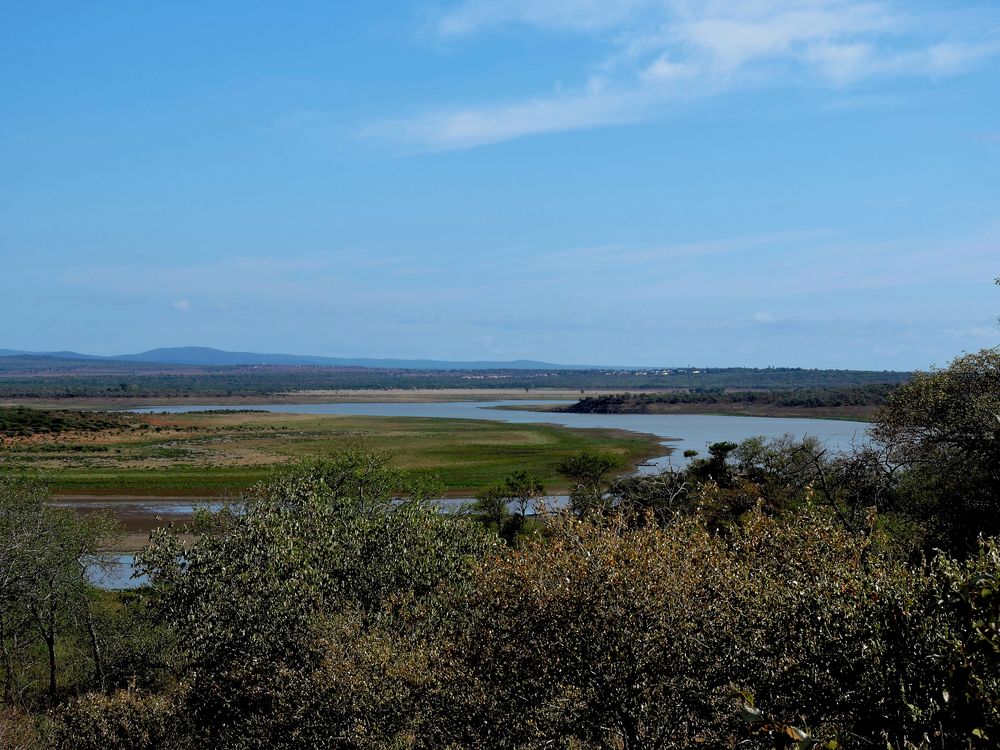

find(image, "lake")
[132,399,870,471]
[93,401,870,589]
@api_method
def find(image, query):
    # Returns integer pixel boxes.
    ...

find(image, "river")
[132,399,870,471]
[93,400,869,589]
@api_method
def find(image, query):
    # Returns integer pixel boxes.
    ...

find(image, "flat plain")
[1,408,664,497]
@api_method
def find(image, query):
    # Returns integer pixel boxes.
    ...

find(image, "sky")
[1,0,999,370]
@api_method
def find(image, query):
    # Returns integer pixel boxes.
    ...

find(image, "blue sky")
[2,0,998,369]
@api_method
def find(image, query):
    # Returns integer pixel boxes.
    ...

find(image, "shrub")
[422,509,998,749]
[0,705,40,750]
[51,689,183,750]
[136,452,494,748]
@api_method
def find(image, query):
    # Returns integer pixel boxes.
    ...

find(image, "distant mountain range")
[0,346,591,371]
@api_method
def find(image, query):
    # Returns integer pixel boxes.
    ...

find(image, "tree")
[557,450,623,517]
[871,348,1000,553]
[470,482,510,533]
[471,470,544,544]
[0,476,120,701]
[137,451,496,748]
[686,440,740,485]
[607,470,691,526]
[423,509,989,749]
[732,435,899,538]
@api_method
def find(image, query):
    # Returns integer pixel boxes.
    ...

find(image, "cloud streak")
[358,0,1000,150]
[361,86,648,151]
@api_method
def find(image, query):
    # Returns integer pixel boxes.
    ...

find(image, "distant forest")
[0,355,911,399]
[566,383,898,414]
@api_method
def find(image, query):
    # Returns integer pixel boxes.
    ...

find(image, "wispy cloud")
[361,85,647,151]
[359,0,1000,150]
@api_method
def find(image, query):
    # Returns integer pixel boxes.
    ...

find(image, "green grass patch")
[2,413,663,495]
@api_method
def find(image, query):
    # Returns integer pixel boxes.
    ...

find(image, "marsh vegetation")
[0,411,661,497]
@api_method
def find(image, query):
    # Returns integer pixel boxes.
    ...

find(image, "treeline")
[0,407,127,438]
[0,356,911,399]
[2,350,997,748]
[568,383,899,413]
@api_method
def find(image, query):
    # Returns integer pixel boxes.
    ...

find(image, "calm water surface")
[87,554,148,590]
[133,400,870,470]
[95,401,870,589]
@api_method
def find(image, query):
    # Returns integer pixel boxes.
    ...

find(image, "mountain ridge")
[0,346,594,371]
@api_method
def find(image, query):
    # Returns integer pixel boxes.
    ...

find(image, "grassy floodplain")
[0,408,665,496]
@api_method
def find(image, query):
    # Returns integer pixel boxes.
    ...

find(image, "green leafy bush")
[136,451,494,748]
[33,449,1000,749]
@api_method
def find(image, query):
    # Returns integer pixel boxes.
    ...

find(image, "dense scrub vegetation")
[1,349,997,748]
[0,407,127,438]
[567,383,898,414]
[0,355,910,399]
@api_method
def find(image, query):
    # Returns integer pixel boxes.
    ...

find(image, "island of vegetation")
[558,382,898,420]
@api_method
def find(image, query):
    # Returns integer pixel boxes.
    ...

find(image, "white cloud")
[361,88,647,150]
[804,42,876,86]
[640,55,699,84]
[360,0,1000,150]
[171,299,192,312]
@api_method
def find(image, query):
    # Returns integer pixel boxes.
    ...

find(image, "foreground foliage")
[39,444,999,749]
[5,347,1000,748]
[45,501,1000,749]
[426,511,1000,749]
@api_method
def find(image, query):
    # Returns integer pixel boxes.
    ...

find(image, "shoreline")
[5,388,876,422]
[486,402,875,423]
[38,410,671,551]
[2,388,661,410]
